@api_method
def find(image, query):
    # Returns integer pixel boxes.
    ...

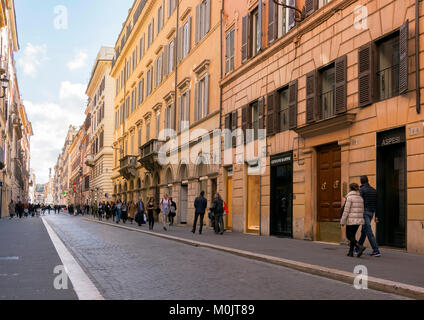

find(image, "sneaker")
[353,247,358,256]
[370,251,381,257]
[163,227,167,231]
[356,245,366,258]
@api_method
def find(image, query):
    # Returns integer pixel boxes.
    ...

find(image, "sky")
[14,0,133,184]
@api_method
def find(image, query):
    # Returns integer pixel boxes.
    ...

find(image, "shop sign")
[271,153,292,166]
[377,128,406,147]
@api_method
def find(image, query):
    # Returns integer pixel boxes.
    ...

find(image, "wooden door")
[247,175,260,233]
[226,177,233,230]
[317,144,341,222]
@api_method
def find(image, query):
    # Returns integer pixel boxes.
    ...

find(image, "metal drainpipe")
[175,1,179,127]
[415,0,421,114]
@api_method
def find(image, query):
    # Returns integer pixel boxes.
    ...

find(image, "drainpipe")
[415,0,421,114]
[175,1,179,126]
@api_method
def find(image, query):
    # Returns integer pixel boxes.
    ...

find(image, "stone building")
[110,0,221,225]
[219,0,424,253]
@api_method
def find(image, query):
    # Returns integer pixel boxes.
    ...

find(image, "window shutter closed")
[358,43,375,107]
[258,0,263,51]
[289,80,298,129]
[305,0,318,16]
[188,17,192,52]
[225,33,230,73]
[258,97,265,130]
[267,93,275,136]
[232,110,238,147]
[306,71,317,123]
[205,0,211,34]
[274,91,281,133]
[268,0,276,44]
[399,20,409,95]
[186,89,191,127]
[204,73,209,116]
[172,101,176,130]
[178,96,183,132]
[195,3,200,44]
[225,114,231,130]
[334,55,347,114]
[242,105,249,144]
[194,82,200,121]
[288,0,296,30]
[242,15,248,63]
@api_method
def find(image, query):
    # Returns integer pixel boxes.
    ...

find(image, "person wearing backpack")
[160,194,171,231]
[340,183,366,258]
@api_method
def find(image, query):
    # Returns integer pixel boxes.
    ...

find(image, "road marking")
[42,217,104,300]
[0,256,19,261]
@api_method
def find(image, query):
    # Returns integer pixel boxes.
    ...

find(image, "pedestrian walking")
[115,200,122,224]
[8,200,15,219]
[211,193,225,235]
[356,175,381,257]
[340,183,366,258]
[16,202,23,219]
[128,201,137,224]
[169,197,177,226]
[147,198,155,230]
[121,201,128,223]
[105,202,111,220]
[192,191,207,235]
[24,203,29,218]
[135,198,145,226]
[160,194,171,231]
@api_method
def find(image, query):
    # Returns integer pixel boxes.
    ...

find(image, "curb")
[83,218,424,300]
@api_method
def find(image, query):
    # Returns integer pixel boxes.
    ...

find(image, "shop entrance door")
[317,143,342,242]
[179,184,188,224]
[377,128,406,248]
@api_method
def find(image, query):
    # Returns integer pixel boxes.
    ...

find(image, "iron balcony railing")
[377,64,400,101]
[140,139,163,159]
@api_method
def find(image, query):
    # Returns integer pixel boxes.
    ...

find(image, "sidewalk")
[82,215,424,298]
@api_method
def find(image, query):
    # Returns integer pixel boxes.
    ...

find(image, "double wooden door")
[317,144,342,222]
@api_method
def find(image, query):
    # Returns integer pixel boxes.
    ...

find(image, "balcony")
[138,139,164,173]
[119,155,138,180]
[85,154,95,167]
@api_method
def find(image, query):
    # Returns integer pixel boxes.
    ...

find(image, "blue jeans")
[358,211,379,251]
[116,209,121,222]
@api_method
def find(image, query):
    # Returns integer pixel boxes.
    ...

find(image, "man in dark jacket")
[211,193,224,235]
[357,175,381,257]
[192,191,207,234]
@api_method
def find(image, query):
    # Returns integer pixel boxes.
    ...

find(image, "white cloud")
[67,50,88,71]
[17,43,48,77]
[25,81,87,183]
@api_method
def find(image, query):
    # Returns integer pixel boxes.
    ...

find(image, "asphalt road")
[34,214,408,300]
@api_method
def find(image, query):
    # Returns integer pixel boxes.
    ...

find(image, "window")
[139,34,145,62]
[195,0,211,44]
[131,134,134,155]
[179,90,190,131]
[225,29,235,74]
[146,66,153,96]
[241,5,263,62]
[146,122,151,142]
[138,79,144,106]
[125,97,130,120]
[157,5,164,34]
[132,49,137,72]
[242,98,264,143]
[251,9,260,57]
[148,20,154,48]
[131,89,136,113]
[178,18,192,61]
[224,110,238,149]
[279,87,290,132]
[167,0,176,18]
[306,56,346,123]
[194,73,209,122]
[251,102,259,141]
[116,79,119,96]
[358,21,408,107]
[169,38,175,72]
[138,128,142,148]
[155,54,163,87]
[156,112,161,138]
[165,105,172,130]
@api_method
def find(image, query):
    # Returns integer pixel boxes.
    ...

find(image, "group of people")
[340,175,381,258]
[192,191,229,235]
[7,202,62,218]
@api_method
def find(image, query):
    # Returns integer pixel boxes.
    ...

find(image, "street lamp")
[0,76,9,99]
[272,0,305,23]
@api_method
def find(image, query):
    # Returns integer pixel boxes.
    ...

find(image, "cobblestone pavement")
[45,214,408,300]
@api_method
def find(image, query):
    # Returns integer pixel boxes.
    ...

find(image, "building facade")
[110,0,221,225]
[220,0,424,253]
[85,47,115,206]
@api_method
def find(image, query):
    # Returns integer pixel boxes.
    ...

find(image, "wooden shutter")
[178,96,183,132]
[358,43,375,107]
[186,89,191,126]
[225,33,230,73]
[242,105,249,144]
[171,101,176,130]
[268,0,278,44]
[306,71,317,123]
[163,45,169,76]
[232,110,238,147]
[273,91,280,133]
[242,15,248,62]
[334,55,347,114]
[188,16,192,53]
[289,80,298,129]
[288,0,296,30]
[225,114,231,130]
[399,20,409,95]
[204,73,209,116]
[195,3,200,44]
[258,0,263,51]
[194,82,200,121]
[205,0,211,34]
[267,92,275,136]
[258,97,265,130]
[305,0,318,16]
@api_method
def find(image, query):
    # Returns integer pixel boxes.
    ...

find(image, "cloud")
[17,43,48,77]
[67,50,88,71]
[25,81,87,183]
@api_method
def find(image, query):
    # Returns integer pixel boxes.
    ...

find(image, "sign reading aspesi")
[377,127,406,147]
[271,153,292,166]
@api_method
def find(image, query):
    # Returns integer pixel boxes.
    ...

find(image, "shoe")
[347,251,354,257]
[191,230,195,234]
[199,231,202,235]
[163,227,167,231]
[353,247,358,256]
[220,232,224,235]
[356,245,366,258]
[370,251,381,257]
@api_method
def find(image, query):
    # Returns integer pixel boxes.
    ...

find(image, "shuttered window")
[139,34,145,62]
[194,73,209,122]
[305,0,318,16]
[157,4,164,34]
[167,0,176,18]
[148,20,154,48]
[179,90,190,132]
[169,38,175,72]
[241,15,249,63]
[195,0,211,44]
[225,29,235,74]
[288,80,298,129]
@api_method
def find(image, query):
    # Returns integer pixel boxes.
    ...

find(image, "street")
[0,213,410,300]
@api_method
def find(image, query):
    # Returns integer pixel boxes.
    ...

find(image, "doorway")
[179,184,188,224]
[270,152,293,237]
[377,128,406,248]
[226,172,233,230]
[246,174,260,234]
[317,143,342,242]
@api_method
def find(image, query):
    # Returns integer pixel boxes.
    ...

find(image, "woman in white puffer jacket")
[340,183,366,257]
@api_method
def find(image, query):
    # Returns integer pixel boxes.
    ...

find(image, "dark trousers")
[192,212,205,233]
[346,225,360,252]
[148,211,154,229]
[214,214,224,234]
